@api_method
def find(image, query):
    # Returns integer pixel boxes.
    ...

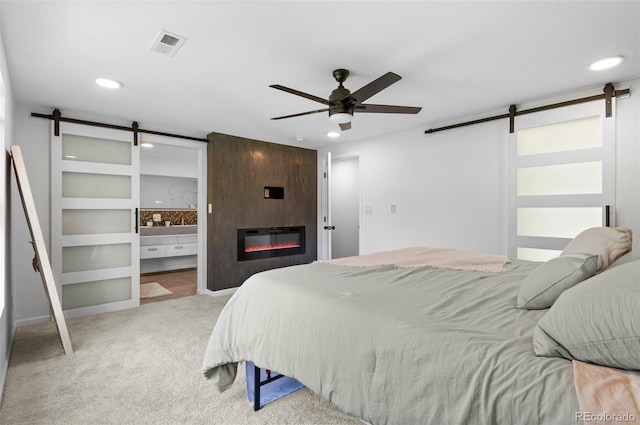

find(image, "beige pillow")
[516,253,598,310]
[561,227,632,272]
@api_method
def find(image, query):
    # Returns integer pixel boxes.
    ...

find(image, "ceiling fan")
[270,69,422,131]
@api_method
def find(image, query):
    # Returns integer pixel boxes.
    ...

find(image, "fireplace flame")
[245,242,300,252]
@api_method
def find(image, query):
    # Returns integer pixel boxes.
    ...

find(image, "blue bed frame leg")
[249,362,304,411]
[253,364,261,411]
[253,364,285,411]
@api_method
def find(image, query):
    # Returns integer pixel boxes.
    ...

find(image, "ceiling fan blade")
[270,84,330,105]
[347,72,402,105]
[355,104,422,114]
[271,108,329,120]
[339,122,352,131]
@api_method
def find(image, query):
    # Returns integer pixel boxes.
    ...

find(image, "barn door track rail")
[31,108,208,143]
[425,83,630,135]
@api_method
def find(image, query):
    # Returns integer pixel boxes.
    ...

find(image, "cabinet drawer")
[140,245,167,259]
[166,243,198,257]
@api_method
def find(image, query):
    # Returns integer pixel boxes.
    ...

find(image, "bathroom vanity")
[140,225,198,273]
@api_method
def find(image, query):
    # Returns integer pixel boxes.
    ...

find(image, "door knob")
[323,225,335,230]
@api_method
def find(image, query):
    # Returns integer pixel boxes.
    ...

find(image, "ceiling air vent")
[150,30,187,57]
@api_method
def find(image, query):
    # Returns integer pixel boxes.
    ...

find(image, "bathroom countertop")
[140,234,197,246]
[140,225,198,237]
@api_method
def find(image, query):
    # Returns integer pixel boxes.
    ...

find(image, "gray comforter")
[203,260,579,425]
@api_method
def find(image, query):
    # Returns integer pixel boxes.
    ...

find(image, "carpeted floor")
[0,295,361,425]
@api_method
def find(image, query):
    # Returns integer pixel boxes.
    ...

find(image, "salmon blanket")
[326,246,510,273]
[573,360,640,425]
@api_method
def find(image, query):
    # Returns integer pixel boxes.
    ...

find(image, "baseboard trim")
[0,350,9,405]
[198,287,237,297]
[0,316,17,405]
[14,315,51,328]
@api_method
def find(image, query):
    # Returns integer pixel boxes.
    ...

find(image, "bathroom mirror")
[140,175,197,209]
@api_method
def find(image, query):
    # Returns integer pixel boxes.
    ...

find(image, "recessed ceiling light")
[589,56,624,71]
[295,136,305,142]
[141,141,154,148]
[327,132,340,138]
[95,78,122,89]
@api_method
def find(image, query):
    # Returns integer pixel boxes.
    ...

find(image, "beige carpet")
[140,282,173,299]
[0,295,361,425]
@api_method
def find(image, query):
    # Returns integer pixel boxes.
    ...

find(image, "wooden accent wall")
[207,132,317,291]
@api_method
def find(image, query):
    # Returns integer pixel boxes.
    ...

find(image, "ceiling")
[2,1,639,149]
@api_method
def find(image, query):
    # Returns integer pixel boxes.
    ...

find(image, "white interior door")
[329,154,360,259]
[322,152,333,260]
[51,122,140,318]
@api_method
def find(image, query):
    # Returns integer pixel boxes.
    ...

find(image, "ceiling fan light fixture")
[589,56,624,71]
[95,78,122,89]
[270,69,421,132]
[329,112,352,124]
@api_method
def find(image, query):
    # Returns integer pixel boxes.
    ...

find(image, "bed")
[203,228,639,425]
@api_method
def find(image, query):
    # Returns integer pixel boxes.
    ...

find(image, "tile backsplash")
[140,209,198,226]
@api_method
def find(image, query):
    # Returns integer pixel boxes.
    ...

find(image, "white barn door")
[51,123,140,318]
[508,100,615,261]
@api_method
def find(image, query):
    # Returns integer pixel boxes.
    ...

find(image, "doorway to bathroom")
[138,137,207,304]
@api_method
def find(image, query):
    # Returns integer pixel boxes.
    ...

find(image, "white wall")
[319,117,506,257]
[10,105,51,324]
[0,0,16,399]
[318,78,640,258]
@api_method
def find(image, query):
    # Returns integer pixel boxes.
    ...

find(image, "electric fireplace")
[237,226,305,261]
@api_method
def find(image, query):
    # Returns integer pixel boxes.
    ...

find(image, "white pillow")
[561,227,632,273]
